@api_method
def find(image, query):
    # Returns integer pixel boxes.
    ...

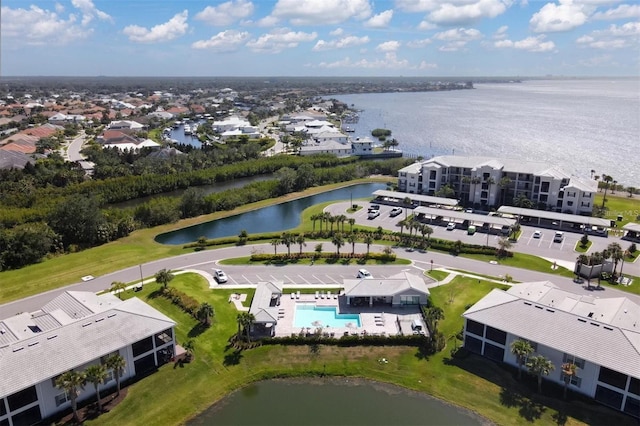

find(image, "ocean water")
[336,79,640,186]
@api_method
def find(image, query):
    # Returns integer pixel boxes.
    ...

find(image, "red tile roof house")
[0,134,39,154]
[97,130,140,146]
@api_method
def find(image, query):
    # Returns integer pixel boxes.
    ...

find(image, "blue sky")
[1,0,639,77]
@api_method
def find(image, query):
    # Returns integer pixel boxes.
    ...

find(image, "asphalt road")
[3,239,639,318]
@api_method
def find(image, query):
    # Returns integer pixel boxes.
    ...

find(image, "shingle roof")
[249,282,283,324]
[343,271,430,297]
[0,292,175,398]
[463,282,640,378]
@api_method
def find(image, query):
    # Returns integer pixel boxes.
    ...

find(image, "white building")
[398,156,598,214]
[351,137,376,156]
[463,281,639,417]
[0,291,176,425]
[107,120,145,132]
[299,140,353,157]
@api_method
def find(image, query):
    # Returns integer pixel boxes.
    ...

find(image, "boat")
[173,120,182,128]
[184,124,192,135]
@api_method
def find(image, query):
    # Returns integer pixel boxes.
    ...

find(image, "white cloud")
[592,4,640,20]
[438,40,468,51]
[312,35,370,51]
[123,10,188,43]
[268,0,372,26]
[407,38,432,48]
[494,35,556,52]
[576,22,640,49]
[55,2,65,14]
[71,0,112,26]
[417,20,437,31]
[192,30,250,51]
[419,60,438,69]
[246,28,317,53]
[395,0,441,13]
[364,10,393,28]
[434,28,482,41]
[376,40,401,51]
[316,52,411,69]
[427,0,512,25]
[256,15,280,27]
[493,25,508,39]
[195,0,254,26]
[530,1,588,33]
[330,28,344,36]
[0,5,90,45]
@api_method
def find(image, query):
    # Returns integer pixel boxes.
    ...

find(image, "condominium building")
[0,291,176,425]
[398,156,597,214]
[463,281,639,417]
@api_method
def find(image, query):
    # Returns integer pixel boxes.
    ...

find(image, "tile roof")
[464,282,640,378]
[0,292,175,397]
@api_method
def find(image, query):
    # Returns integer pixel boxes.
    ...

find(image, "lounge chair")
[320,291,325,299]
[315,291,319,299]
[333,293,338,299]
[291,292,295,299]
[327,290,332,299]
[296,291,301,299]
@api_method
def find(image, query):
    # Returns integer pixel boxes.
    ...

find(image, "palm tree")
[607,242,623,275]
[498,176,512,206]
[55,370,86,422]
[281,232,294,256]
[328,215,337,233]
[270,238,280,255]
[348,218,356,232]
[497,237,512,258]
[155,268,174,289]
[310,213,320,232]
[601,174,613,208]
[197,302,214,326]
[527,355,555,393]
[110,281,127,299]
[336,214,347,233]
[485,176,496,207]
[510,339,534,380]
[627,186,636,198]
[237,312,255,342]
[296,233,306,254]
[85,364,108,412]
[562,362,578,400]
[347,232,357,255]
[183,339,195,361]
[424,306,444,333]
[363,234,374,255]
[105,353,126,396]
[332,233,344,255]
[470,176,481,204]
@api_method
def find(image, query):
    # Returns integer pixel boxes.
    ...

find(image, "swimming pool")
[294,305,361,328]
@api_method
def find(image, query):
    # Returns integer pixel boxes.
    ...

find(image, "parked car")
[390,207,403,217]
[368,204,380,212]
[446,222,456,231]
[213,269,228,283]
[533,230,542,239]
[368,210,380,219]
[553,231,564,243]
[357,269,373,279]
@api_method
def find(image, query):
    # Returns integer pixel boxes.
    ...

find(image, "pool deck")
[273,292,425,338]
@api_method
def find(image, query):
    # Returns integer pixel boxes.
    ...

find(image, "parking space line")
[297,274,312,284]
[241,275,251,284]
[283,275,295,284]
[255,274,264,281]
[229,276,239,285]
[270,275,279,282]
[324,275,341,284]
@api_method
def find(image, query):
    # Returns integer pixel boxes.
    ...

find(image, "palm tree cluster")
[575,242,630,285]
[510,339,556,393]
[55,353,126,422]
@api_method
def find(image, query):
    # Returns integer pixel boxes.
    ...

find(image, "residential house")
[0,291,176,425]
[351,137,376,156]
[342,271,431,307]
[463,281,639,417]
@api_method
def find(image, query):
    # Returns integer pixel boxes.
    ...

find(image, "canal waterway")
[187,378,486,426]
[155,182,386,245]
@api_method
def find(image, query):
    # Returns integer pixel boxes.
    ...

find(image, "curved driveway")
[3,238,639,318]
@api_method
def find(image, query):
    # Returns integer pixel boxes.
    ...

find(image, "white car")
[368,210,380,219]
[446,222,456,231]
[357,269,373,279]
[533,230,542,239]
[213,269,228,283]
[390,207,403,217]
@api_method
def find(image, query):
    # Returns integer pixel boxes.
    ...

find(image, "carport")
[372,190,458,208]
[496,206,611,232]
[622,223,640,241]
[413,206,516,232]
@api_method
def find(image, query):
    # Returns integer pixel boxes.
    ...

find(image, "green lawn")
[87,274,635,426]
[461,252,576,279]
[595,192,640,227]
[575,241,592,253]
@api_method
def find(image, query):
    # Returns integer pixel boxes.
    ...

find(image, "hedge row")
[249,252,396,262]
[159,287,200,321]
[261,333,425,347]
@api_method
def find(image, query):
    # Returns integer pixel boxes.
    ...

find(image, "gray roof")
[421,155,571,178]
[497,206,611,227]
[623,223,640,233]
[0,150,34,170]
[0,292,175,397]
[464,281,640,378]
[343,271,430,298]
[414,207,516,227]
[249,281,283,324]
[373,190,458,207]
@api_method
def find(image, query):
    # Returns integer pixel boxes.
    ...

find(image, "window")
[7,386,38,412]
[464,335,482,354]
[465,319,484,337]
[483,342,505,362]
[0,397,6,416]
[541,181,550,192]
[132,336,154,358]
[595,385,623,410]
[55,392,69,407]
[100,350,119,365]
[567,201,574,206]
[624,396,640,417]
[400,295,421,305]
[598,366,627,390]
[485,326,506,345]
[561,372,582,388]
[629,377,640,396]
[563,353,585,369]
